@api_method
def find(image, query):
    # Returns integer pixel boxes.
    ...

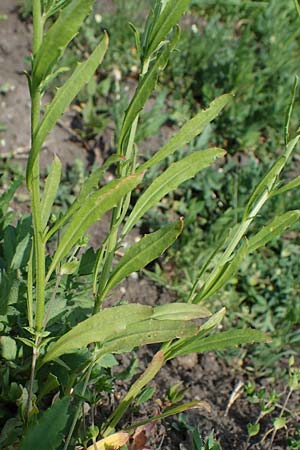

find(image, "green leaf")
[152,303,211,321]
[41,155,62,230]
[194,241,248,302]
[144,0,191,59]
[103,220,184,297]
[247,423,260,437]
[46,154,120,241]
[33,0,94,86]
[0,176,22,216]
[165,308,226,360]
[270,176,300,197]
[37,374,60,403]
[27,33,109,187]
[169,328,270,357]
[119,45,171,155]
[125,400,211,431]
[10,234,31,270]
[295,0,300,19]
[43,304,153,363]
[46,172,142,280]
[284,76,298,145]
[244,135,300,219]
[42,304,198,364]
[20,397,70,450]
[273,417,286,431]
[249,211,300,253]
[98,319,197,356]
[124,148,225,235]
[103,351,165,435]
[0,336,17,361]
[139,94,232,172]
[60,260,79,275]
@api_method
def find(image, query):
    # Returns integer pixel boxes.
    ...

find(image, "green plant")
[1,1,300,449]
[245,356,300,450]
[172,414,221,450]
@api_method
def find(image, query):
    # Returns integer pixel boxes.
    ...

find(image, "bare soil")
[0,2,298,449]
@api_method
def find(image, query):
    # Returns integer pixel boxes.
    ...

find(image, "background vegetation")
[1,0,300,448]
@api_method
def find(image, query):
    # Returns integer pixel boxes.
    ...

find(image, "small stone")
[177,353,198,370]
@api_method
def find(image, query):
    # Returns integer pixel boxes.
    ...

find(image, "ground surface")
[0,2,298,449]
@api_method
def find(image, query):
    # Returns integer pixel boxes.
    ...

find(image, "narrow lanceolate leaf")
[249,211,300,253]
[43,304,153,363]
[165,308,226,360]
[126,400,211,431]
[169,329,270,358]
[42,303,198,364]
[46,173,142,280]
[119,45,171,155]
[144,0,191,59]
[194,241,248,303]
[86,433,129,450]
[97,319,197,357]
[103,351,165,436]
[46,154,121,241]
[139,94,232,172]
[244,135,300,219]
[271,176,300,197]
[33,0,94,86]
[295,0,300,19]
[27,33,109,187]
[102,220,184,297]
[124,148,225,235]
[20,397,70,450]
[152,303,211,321]
[41,155,62,230]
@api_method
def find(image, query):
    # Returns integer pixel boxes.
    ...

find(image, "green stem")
[26,242,34,328]
[63,362,94,450]
[94,59,150,311]
[26,335,40,424]
[30,0,45,332]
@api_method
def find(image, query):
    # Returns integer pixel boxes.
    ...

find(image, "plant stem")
[268,388,292,450]
[94,59,150,311]
[26,335,40,424]
[30,0,45,332]
[26,0,44,425]
[63,362,94,450]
